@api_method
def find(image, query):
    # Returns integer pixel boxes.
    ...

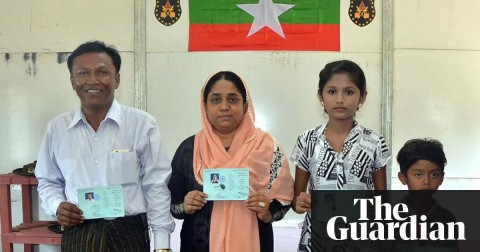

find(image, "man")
[35,41,174,252]
[85,193,94,201]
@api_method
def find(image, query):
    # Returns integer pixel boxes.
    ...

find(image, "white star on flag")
[237,0,294,39]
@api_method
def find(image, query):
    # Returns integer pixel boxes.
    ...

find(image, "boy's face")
[398,160,444,190]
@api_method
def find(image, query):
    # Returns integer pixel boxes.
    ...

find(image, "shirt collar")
[67,99,122,129]
[346,120,361,139]
[320,120,360,140]
[105,99,122,125]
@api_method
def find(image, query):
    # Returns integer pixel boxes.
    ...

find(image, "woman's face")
[205,79,246,135]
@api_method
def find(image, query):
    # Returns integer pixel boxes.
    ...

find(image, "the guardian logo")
[326,196,466,241]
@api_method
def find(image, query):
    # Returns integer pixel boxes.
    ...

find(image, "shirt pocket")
[109,151,140,186]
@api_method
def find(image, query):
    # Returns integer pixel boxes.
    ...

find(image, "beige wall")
[0,1,135,251]
[0,0,136,167]
[1,0,479,251]
[391,0,480,189]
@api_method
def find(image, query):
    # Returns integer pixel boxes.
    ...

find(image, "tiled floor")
[170,219,302,252]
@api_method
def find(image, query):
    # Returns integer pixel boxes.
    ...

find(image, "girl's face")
[205,79,246,135]
[320,73,366,121]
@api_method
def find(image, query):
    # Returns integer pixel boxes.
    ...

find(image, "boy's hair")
[396,138,447,174]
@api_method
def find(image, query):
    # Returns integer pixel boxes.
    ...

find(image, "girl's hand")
[184,190,208,215]
[294,192,311,214]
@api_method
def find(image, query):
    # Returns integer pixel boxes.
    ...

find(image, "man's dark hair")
[67,40,121,74]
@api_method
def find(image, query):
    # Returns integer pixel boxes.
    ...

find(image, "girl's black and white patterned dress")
[291,121,391,252]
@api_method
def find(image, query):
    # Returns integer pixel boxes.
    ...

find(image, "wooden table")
[0,173,61,252]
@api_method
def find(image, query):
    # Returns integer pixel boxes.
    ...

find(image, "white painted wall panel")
[0,53,75,170]
[0,0,134,52]
[0,52,135,174]
[395,0,480,50]
[392,50,480,181]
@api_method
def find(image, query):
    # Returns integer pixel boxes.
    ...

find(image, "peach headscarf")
[193,72,294,252]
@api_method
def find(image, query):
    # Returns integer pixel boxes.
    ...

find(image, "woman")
[291,60,390,251]
[169,71,294,252]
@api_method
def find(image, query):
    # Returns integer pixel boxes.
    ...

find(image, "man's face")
[70,52,119,113]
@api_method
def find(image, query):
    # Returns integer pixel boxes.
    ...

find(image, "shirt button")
[94,137,98,141]
[94,160,99,164]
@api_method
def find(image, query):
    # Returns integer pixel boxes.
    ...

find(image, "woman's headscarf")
[193,72,294,252]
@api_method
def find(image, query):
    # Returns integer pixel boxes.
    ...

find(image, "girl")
[291,60,390,251]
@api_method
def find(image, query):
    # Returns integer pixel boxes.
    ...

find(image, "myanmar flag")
[189,0,340,51]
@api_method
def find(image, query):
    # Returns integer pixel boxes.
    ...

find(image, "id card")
[78,185,125,219]
[203,168,249,200]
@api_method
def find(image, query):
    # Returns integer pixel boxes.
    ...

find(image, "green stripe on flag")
[189,0,339,24]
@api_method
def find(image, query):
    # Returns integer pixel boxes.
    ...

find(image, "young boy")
[395,138,458,250]
[397,138,446,191]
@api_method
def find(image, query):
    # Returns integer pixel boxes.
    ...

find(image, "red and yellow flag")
[189,0,340,51]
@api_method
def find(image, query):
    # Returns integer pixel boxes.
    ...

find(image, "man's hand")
[56,202,84,228]
[183,190,207,215]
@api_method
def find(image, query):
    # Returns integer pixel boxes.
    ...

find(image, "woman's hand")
[56,202,84,229]
[184,190,208,215]
[246,192,272,223]
[293,192,311,214]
